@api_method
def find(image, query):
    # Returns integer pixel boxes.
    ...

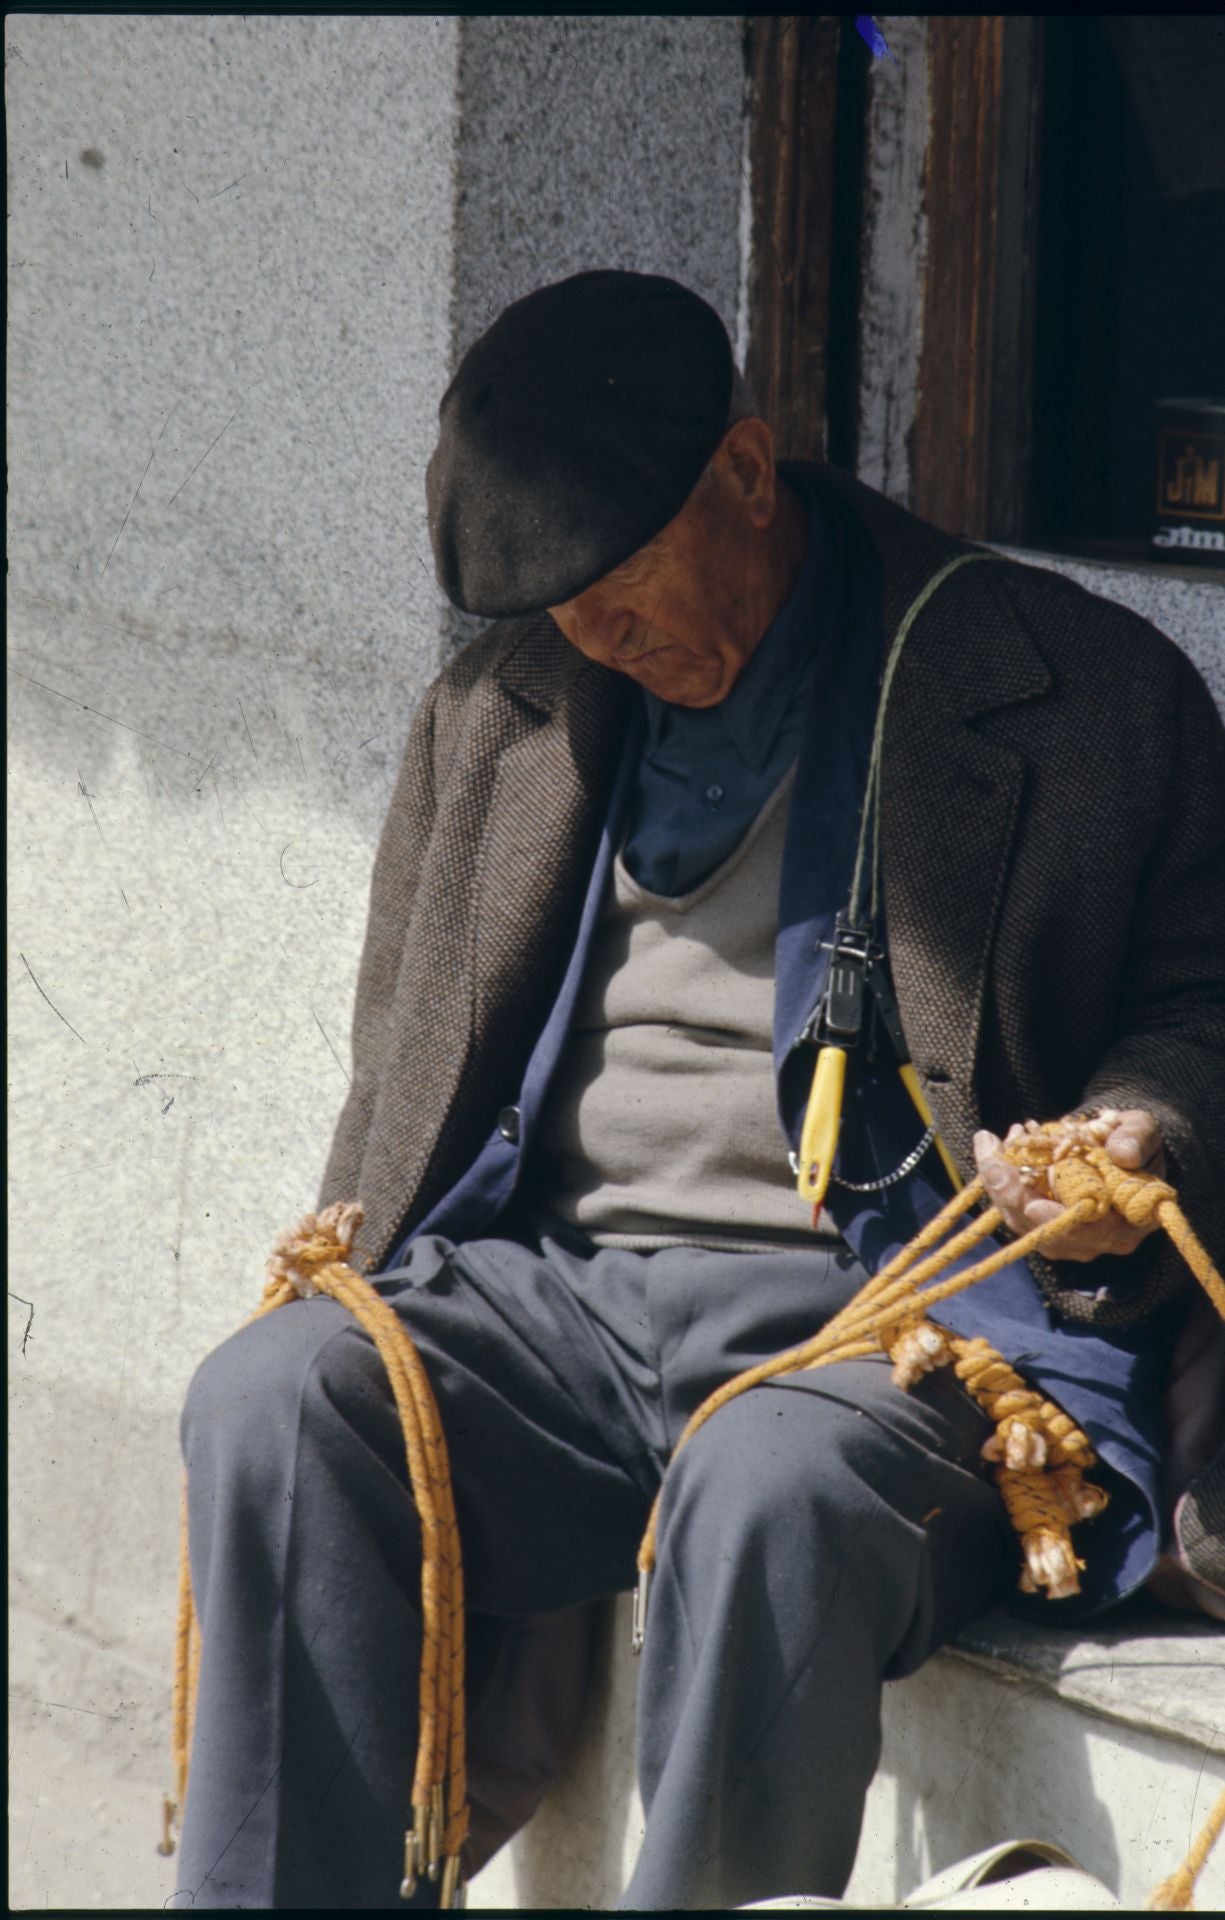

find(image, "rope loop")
[170,1199,470,1905]
[1046,1151,1177,1230]
[635,1114,1223,1619]
[1098,1160,1178,1230]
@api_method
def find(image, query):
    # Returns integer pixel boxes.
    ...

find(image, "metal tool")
[795,917,962,1207]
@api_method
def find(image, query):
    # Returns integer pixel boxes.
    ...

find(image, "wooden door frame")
[746,15,1043,544]
[744,17,842,464]
[914,16,1043,542]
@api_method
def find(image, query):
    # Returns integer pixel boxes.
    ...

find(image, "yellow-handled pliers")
[795,922,962,1208]
[795,916,872,1208]
[797,1042,849,1205]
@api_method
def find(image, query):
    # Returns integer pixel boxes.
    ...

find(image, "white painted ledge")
[468,1596,1225,1911]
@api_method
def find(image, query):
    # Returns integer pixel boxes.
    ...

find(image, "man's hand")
[972,1109,1166,1264]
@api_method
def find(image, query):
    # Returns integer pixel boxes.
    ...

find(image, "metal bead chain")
[828,1122,939,1193]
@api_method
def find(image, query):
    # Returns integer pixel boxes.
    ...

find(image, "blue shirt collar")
[642,475,835,773]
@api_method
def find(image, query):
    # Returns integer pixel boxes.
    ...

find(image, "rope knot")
[1003,1120,1180,1236]
[265,1200,365,1298]
[1096,1156,1177,1230]
[1015,1521,1084,1601]
[887,1318,954,1389]
[1046,1155,1111,1220]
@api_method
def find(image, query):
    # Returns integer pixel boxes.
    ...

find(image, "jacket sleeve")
[1078,645,1225,1271]
[317,677,440,1209]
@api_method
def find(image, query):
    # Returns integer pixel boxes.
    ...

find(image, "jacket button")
[497,1104,521,1145]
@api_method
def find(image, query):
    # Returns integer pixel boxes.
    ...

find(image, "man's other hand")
[972,1109,1166,1264]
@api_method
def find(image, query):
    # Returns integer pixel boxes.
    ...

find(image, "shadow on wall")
[7,586,417,842]
[510,1596,644,1908]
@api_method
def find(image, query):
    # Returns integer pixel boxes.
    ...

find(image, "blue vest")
[386,505,1168,1621]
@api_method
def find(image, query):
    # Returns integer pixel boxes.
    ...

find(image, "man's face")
[547,419,788,709]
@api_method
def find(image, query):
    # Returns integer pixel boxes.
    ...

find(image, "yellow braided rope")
[1148,1786,1225,1909]
[634,1184,1107,1592]
[164,1126,1225,1909]
[164,1203,469,1904]
[636,1125,1222,1596]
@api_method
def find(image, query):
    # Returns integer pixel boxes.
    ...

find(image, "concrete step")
[468,1593,1225,1910]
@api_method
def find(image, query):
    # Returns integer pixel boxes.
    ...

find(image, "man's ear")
[720,417,777,526]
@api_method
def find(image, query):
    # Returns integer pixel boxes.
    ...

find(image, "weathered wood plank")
[914,16,1042,541]
[745,17,840,461]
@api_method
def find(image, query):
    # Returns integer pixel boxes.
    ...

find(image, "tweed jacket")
[320,465,1225,1325]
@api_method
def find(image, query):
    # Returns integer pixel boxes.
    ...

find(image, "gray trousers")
[174,1218,1016,1910]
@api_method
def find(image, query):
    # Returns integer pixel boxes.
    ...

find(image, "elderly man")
[177,272,1225,1910]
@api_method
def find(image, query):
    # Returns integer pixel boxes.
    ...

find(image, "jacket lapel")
[881,583,1047,1131]
[467,621,630,1085]
[366,618,629,1258]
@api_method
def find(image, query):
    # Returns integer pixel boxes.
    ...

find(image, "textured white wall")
[6,14,750,1910]
[6,14,462,1908]
[1007,553,1225,714]
[470,1597,1225,1912]
[453,14,746,355]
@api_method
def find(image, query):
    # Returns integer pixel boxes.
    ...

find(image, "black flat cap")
[426,270,734,616]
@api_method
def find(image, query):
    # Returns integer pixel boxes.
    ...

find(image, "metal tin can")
[1152,399,1225,567]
